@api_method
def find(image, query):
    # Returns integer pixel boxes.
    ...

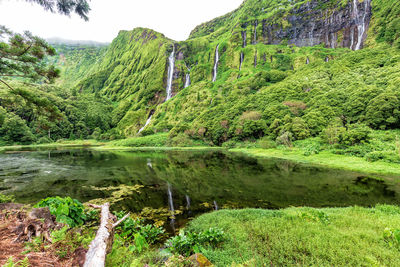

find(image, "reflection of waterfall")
[239,52,244,71]
[213,201,219,211]
[167,183,175,220]
[185,195,191,210]
[212,45,220,82]
[147,159,153,169]
[165,45,175,101]
[138,114,153,134]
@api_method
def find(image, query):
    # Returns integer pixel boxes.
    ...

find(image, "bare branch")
[112,213,130,228]
[0,79,14,90]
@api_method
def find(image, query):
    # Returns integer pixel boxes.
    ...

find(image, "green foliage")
[115,211,165,245]
[35,197,86,227]
[3,257,30,267]
[112,133,168,147]
[165,228,224,256]
[0,193,15,203]
[383,228,400,249]
[50,226,93,259]
[188,207,400,266]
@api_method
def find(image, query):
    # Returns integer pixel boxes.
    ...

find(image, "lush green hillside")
[2,0,400,149]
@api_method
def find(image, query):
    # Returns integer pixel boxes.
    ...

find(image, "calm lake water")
[1,148,399,231]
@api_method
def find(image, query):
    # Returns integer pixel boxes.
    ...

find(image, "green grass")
[0,139,104,153]
[187,206,400,266]
[232,148,400,176]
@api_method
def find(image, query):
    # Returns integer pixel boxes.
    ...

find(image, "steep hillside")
[54,0,400,145]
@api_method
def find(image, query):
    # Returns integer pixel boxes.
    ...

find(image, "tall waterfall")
[239,52,244,71]
[138,114,153,134]
[352,0,371,51]
[212,45,220,82]
[165,46,175,101]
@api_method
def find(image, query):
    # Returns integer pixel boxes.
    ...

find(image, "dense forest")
[1,0,400,154]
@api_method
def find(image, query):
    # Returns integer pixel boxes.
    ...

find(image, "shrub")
[114,212,165,245]
[165,228,224,256]
[259,136,277,149]
[0,194,15,203]
[37,136,52,144]
[35,197,86,227]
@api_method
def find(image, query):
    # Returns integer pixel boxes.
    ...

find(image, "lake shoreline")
[1,140,400,176]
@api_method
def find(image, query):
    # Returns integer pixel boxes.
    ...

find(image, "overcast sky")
[0,0,243,43]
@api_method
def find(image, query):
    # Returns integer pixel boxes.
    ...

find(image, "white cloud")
[0,0,243,42]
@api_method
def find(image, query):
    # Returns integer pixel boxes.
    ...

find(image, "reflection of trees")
[1,150,399,212]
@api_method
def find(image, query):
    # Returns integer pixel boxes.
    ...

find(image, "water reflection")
[1,149,400,231]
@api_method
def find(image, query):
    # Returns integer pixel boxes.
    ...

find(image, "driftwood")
[83,203,129,267]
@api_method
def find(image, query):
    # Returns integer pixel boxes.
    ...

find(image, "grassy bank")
[187,206,400,266]
[0,139,105,153]
[232,148,400,176]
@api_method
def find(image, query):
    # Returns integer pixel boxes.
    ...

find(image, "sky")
[0,0,243,43]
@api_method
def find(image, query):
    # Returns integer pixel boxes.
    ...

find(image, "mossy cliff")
[53,0,400,145]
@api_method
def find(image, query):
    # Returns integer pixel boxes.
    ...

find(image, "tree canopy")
[0,26,60,90]
[26,0,91,21]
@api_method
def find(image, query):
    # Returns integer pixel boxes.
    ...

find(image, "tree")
[26,0,91,21]
[0,26,60,90]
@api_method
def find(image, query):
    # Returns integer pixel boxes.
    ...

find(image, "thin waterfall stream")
[165,46,175,101]
[212,45,220,82]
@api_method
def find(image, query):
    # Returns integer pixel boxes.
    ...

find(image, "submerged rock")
[188,253,213,267]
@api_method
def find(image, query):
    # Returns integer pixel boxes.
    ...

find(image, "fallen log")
[83,203,129,267]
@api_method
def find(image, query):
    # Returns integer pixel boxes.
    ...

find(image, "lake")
[1,148,399,231]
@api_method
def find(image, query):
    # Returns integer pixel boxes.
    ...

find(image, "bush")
[259,136,277,149]
[165,228,224,256]
[35,197,86,227]
[37,136,52,144]
[365,151,400,163]
[0,194,15,203]
[115,212,165,245]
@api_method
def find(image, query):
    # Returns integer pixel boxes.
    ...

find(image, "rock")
[188,253,213,267]
[29,207,55,228]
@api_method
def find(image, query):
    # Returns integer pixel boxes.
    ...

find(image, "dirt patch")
[0,207,82,267]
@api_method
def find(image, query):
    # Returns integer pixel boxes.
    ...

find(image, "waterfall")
[167,183,175,220]
[213,201,219,211]
[254,51,257,67]
[325,57,329,62]
[165,46,175,101]
[306,57,310,64]
[185,195,191,210]
[239,52,244,71]
[184,66,191,88]
[353,0,371,51]
[138,114,153,134]
[253,21,258,44]
[242,31,247,48]
[212,45,220,82]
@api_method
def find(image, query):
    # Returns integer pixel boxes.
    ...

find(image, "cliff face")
[55,0,400,140]
[261,0,372,50]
